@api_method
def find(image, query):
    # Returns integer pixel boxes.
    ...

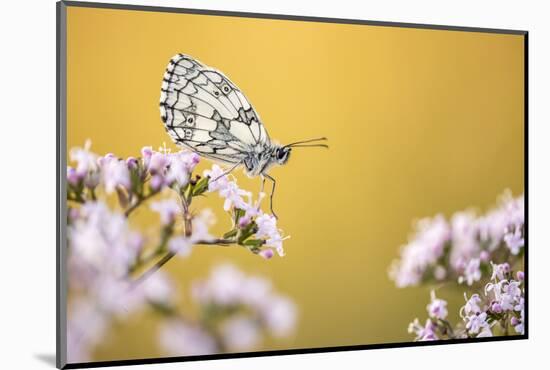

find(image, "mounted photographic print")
[56,1,527,368]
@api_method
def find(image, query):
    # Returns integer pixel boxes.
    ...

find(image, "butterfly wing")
[160,54,270,165]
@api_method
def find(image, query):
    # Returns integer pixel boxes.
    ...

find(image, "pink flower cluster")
[408,262,524,342]
[204,165,288,258]
[67,141,201,203]
[460,262,524,337]
[66,142,298,362]
[389,191,524,288]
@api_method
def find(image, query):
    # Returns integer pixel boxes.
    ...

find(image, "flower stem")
[129,238,236,290]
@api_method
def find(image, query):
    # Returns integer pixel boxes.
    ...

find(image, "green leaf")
[237,221,258,244]
[191,176,210,196]
[242,239,264,248]
[223,229,238,239]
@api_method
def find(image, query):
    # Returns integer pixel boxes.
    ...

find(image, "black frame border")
[56,1,529,369]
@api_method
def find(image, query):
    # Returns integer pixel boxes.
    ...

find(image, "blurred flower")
[126,156,138,170]
[98,154,131,194]
[191,264,297,341]
[141,146,153,168]
[167,209,215,257]
[220,316,261,351]
[141,270,175,306]
[458,258,481,286]
[165,151,200,188]
[504,225,524,255]
[449,211,479,272]
[148,152,169,175]
[191,209,215,243]
[69,139,98,179]
[67,143,298,361]
[69,201,140,278]
[67,167,80,186]
[160,319,218,356]
[150,199,180,225]
[478,191,524,252]
[168,236,192,256]
[261,295,297,338]
[434,265,446,281]
[389,215,450,287]
[150,174,165,191]
[67,299,107,363]
[67,200,177,357]
[390,191,524,288]
[192,264,246,306]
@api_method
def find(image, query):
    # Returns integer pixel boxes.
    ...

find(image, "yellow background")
[66,6,524,362]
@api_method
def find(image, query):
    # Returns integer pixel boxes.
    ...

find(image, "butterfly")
[159,54,327,217]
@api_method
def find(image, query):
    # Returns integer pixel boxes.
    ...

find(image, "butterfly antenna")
[288,143,329,149]
[284,137,328,148]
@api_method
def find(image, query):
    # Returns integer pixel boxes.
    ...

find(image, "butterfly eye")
[277,149,286,160]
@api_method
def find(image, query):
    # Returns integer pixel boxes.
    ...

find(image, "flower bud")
[491,302,503,313]
[238,216,251,228]
[516,271,524,281]
[67,167,80,186]
[258,248,274,260]
[126,156,138,170]
[150,174,165,191]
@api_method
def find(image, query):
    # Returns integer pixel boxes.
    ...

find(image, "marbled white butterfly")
[160,54,327,216]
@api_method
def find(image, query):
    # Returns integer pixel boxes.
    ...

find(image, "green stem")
[129,238,236,290]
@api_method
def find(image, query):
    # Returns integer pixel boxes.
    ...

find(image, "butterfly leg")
[260,175,266,195]
[264,174,278,219]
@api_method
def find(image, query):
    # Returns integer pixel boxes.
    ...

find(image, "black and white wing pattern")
[160,54,270,164]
